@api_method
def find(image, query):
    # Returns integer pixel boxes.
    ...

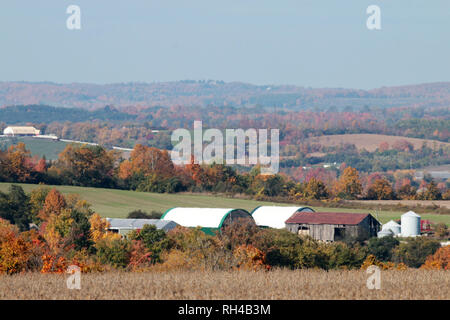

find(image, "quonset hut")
[251,206,315,229]
[161,208,255,235]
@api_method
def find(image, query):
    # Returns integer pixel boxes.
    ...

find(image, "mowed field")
[305,134,450,152]
[0,136,69,160]
[1,183,449,225]
[0,270,448,300]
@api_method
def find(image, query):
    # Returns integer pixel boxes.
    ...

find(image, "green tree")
[127,210,162,219]
[0,185,32,231]
[392,237,441,268]
[367,236,399,262]
[129,224,169,263]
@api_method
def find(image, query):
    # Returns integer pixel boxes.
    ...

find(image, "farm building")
[381,220,401,236]
[161,208,254,235]
[106,218,178,236]
[3,126,40,136]
[285,211,381,242]
[251,206,315,229]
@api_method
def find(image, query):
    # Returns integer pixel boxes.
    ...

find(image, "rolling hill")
[1,81,449,110]
[0,182,448,225]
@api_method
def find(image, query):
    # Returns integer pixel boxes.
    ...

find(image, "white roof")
[251,206,315,229]
[106,218,178,232]
[402,211,421,218]
[382,220,400,229]
[3,126,40,135]
[378,229,394,237]
[161,208,249,229]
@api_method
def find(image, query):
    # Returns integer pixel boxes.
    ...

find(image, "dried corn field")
[0,270,448,300]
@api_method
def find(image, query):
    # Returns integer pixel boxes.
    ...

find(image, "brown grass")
[305,134,450,152]
[0,270,448,300]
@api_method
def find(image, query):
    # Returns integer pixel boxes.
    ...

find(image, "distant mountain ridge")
[0,80,449,110]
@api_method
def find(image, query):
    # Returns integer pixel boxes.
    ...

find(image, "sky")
[0,0,449,89]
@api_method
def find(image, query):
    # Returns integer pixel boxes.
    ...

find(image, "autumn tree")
[29,186,51,224]
[420,246,450,270]
[303,178,329,200]
[51,144,117,187]
[119,144,174,180]
[38,189,66,221]
[336,166,362,199]
[3,143,34,182]
[366,178,396,200]
[89,213,110,243]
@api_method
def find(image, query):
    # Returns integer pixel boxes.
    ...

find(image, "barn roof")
[161,207,252,229]
[3,126,40,135]
[285,211,371,225]
[106,218,178,232]
[251,206,315,229]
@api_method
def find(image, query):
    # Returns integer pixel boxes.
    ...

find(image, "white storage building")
[106,218,178,235]
[3,126,40,136]
[161,207,254,235]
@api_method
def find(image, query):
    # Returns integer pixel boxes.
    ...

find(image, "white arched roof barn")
[251,206,315,229]
[161,207,254,235]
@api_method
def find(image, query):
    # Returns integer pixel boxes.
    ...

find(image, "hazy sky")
[0,1,449,89]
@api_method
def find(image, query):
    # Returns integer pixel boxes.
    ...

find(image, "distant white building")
[3,126,40,136]
[106,218,178,236]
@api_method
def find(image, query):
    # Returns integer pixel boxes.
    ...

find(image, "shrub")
[127,210,162,219]
[392,237,441,268]
[0,219,32,274]
[233,244,269,271]
[95,237,131,269]
[420,246,450,270]
[367,236,400,262]
[325,242,368,269]
[128,224,169,263]
[434,223,449,239]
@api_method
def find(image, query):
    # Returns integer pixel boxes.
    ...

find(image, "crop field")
[0,270,448,300]
[305,134,450,152]
[0,182,449,225]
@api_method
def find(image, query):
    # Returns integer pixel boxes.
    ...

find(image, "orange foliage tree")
[38,189,66,221]
[420,246,450,270]
[119,144,175,179]
[336,166,362,199]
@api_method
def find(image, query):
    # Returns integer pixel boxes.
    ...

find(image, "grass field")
[0,136,69,160]
[1,182,449,225]
[305,134,450,152]
[0,270,448,299]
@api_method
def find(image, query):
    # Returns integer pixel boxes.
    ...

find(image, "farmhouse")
[161,207,255,235]
[285,211,381,242]
[251,206,315,229]
[3,126,40,136]
[106,218,178,236]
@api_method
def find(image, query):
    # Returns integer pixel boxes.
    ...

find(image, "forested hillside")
[1,81,449,110]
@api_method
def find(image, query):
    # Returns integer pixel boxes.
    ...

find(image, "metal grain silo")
[377,229,394,238]
[382,220,401,236]
[401,211,421,237]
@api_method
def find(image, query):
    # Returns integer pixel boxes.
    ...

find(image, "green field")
[1,182,449,225]
[0,137,69,160]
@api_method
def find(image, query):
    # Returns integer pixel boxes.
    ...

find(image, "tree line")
[0,142,447,201]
